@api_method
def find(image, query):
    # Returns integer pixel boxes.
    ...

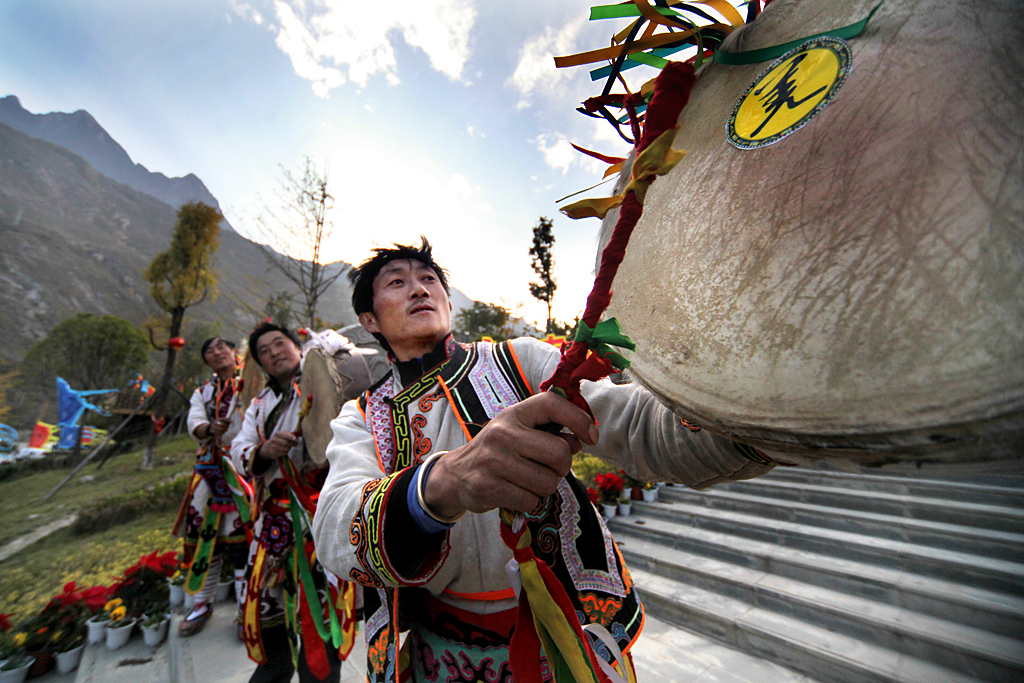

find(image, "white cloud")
[534,132,577,175]
[250,0,476,95]
[507,16,586,109]
[230,0,264,25]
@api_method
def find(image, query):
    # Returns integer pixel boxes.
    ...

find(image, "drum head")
[299,347,375,466]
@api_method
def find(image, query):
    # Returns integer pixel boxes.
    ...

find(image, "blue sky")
[0,0,709,327]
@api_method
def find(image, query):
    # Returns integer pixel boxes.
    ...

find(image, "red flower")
[587,488,599,504]
[0,613,12,632]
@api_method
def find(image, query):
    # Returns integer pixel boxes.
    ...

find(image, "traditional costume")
[231,372,357,683]
[173,373,251,626]
[312,335,774,683]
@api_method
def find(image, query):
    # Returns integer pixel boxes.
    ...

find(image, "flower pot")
[105,619,136,650]
[55,645,85,675]
[87,616,110,645]
[618,501,632,516]
[0,658,33,683]
[601,503,617,520]
[184,591,195,612]
[26,650,53,678]
[656,481,667,488]
[641,488,658,502]
[169,582,185,607]
[216,580,233,603]
[621,487,633,502]
[141,619,169,647]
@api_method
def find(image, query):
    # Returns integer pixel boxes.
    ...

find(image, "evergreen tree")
[141,201,221,468]
[528,217,557,334]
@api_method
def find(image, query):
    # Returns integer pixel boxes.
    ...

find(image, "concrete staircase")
[609,468,1024,683]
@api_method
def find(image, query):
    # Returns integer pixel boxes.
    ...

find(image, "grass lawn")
[0,434,195,547]
[0,509,182,622]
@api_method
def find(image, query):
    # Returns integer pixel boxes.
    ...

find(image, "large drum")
[599,0,1024,464]
[299,341,388,465]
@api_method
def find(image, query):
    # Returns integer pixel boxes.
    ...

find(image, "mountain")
[0,95,230,230]
[0,120,479,366]
[0,121,359,364]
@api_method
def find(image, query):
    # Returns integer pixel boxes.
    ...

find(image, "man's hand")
[258,431,299,461]
[423,392,599,518]
[208,418,230,438]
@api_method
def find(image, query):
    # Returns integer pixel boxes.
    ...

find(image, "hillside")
[0,121,361,364]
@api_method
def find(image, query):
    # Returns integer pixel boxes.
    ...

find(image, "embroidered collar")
[265,370,301,398]
[393,335,458,387]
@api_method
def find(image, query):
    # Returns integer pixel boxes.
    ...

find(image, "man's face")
[360,259,451,360]
[202,339,236,374]
[255,331,302,383]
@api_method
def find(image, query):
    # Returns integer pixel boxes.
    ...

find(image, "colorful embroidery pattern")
[348,479,387,588]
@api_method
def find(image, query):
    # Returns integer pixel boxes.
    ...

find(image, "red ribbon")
[541,62,697,414]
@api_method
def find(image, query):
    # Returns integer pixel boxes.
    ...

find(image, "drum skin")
[300,347,382,466]
[598,0,1024,463]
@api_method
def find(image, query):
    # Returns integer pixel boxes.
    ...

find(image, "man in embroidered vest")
[231,323,356,683]
[174,336,250,638]
[312,238,776,683]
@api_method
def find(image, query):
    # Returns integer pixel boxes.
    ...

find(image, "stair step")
[760,470,1024,509]
[709,479,1024,533]
[656,486,1024,561]
[617,534,1024,680]
[622,500,1024,594]
[610,515,1024,636]
[630,567,993,683]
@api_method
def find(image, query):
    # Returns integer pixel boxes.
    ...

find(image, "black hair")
[349,236,450,316]
[348,237,450,354]
[247,322,301,369]
[200,336,236,360]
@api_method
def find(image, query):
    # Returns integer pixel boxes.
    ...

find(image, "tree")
[141,201,221,468]
[454,302,513,343]
[528,217,557,334]
[20,313,149,392]
[255,157,345,329]
[264,292,298,329]
[0,368,18,424]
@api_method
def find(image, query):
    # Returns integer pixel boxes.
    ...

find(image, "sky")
[0,0,710,329]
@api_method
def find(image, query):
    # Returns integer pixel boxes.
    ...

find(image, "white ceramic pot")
[105,619,136,650]
[641,488,658,502]
[621,487,633,501]
[216,580,232,603]
[184,591,195,612]
[169,582,185,606]
[141,619,169,647]
[618,502,632,517]
[0,658,33,683]
[56,644,85,674]
[656,482,667,488]
[86,616,109,645]
[601,503,617,520]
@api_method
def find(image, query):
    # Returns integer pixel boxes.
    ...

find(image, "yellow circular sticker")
[728,37,852,150]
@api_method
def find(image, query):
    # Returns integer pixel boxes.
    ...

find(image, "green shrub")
[0,453,78,483]
[71,475,190,536]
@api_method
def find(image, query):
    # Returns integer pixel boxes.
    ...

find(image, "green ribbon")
[573,318,636,370]
[714,1,883,65]
[289,490,342,648]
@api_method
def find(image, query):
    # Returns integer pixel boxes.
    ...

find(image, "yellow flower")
[13,632,26,647]
[110,606,127,621]
[103,598,123,612]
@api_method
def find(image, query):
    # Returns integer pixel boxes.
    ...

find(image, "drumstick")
[293,395,314,437]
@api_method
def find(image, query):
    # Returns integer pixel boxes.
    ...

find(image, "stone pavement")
[52,595,817,683]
